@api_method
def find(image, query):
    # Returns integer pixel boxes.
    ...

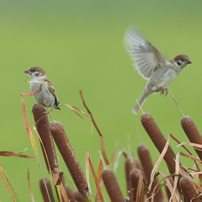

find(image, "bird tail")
[133,88,151,114]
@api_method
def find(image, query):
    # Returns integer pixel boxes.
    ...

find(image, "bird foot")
[159,87,169,96]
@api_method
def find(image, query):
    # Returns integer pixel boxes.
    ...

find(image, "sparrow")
[125,29,191,114]
[24,66,61,110]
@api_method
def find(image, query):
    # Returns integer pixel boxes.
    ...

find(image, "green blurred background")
[0,0,202,201]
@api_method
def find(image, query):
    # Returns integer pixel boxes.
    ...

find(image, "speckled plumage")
[125,29,191,114]
[24,66,60,110]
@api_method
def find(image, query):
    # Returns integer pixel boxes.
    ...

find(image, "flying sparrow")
[24,66,61,110]
[125,29,191,114]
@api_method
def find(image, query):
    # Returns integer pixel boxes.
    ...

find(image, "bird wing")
[125,29,167,79]
[45,79,60,107]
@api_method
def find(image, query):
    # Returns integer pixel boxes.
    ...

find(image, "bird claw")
[160,87,169,96]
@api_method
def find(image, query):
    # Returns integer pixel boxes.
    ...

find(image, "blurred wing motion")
[125,28,167,79]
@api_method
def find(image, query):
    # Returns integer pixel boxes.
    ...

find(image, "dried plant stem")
[39,178,55,202]
[181,116,202,161]
[164,176,174,201]
[50,121,89,199]
[137,144,163,201]
[136,99,144,114]
[27,169,34,202]
[79,90,110,165]
[32,104,59,174]
[170,90,184,117]
[179,177,200,202]
[102,169,125,202]
[140,113,178,174]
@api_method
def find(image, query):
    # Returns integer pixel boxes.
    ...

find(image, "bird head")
[24,67,47,79]
[173,55,191,69]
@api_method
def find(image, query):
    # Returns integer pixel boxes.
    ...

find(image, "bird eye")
[31,69,36,72]
[181,58,184,62]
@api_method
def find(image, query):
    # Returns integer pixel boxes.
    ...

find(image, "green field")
[0,1,202,201]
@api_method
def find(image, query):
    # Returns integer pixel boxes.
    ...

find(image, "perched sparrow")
[24,66,61,110]
[125,29,191,114]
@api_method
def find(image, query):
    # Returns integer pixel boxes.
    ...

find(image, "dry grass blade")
[55,172,64,186]
[71,105,89,117]
[85,152,91,194]
[86,152,104,201]
[177,142,202,151]
[110,141,120,167]
[95,160,104,202]
[148,135,170,192]
[136,99,144,114]
[175,139,201,174]
[113,150,127,173]
[0,164,19,202]
[53,173,69,202]
[0,151,34,159]
[170,153,180,202]
[170,133,192,155]
[179,151,202,163]
[27,168,34,202]
[136,173,144,202]
[80,90,110,166]
[21,84,42,97]
[97,160,103,184]
[20,86,42,166]
[60,104,88,119]
[170,90,184,117]
[158,172,178,202]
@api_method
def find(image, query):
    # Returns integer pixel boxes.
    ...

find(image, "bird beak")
[187,59,192,64]
[24,69,31,74]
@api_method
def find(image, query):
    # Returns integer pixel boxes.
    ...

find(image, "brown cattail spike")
[130,169,145,202]
[39,177,55,202]
[137,144,163,201]
[140,113,177,174]
[179,177,200,202]
[63,185,76,202]
[125,157,135,200]
[32,104,59,174]
[74,191,88,202]
[102,169,125,202]
[50,121,89,198]
[181,116,202,161]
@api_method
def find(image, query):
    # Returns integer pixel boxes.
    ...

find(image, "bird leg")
[43,100,54,122]
[159,87,169,96]
[47,107,54,122]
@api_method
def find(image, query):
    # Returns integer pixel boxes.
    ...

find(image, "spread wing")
[45,79,60,108]
[125,29,167,79]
